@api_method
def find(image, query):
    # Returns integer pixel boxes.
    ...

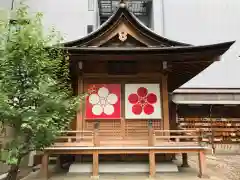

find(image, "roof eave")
[63,41,234,52]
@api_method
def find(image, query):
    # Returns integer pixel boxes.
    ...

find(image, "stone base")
[148,176,156,180]
[90,175,100,179]
[181,163,190,168]
[68,162,178,174]
[198,174,210,179]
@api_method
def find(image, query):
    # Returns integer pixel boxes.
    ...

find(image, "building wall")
[0,0,11,9]
[151,0,164,35]
[1,0,240,88]
[16,0,99,42]
[162,0,240,88]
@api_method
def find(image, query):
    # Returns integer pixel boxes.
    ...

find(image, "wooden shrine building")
[41,1,234,179]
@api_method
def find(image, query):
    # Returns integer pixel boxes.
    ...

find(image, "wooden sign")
[125,84,162,119]
[85,84,121,119]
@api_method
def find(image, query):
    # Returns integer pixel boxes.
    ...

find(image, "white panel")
[125,84,162,119]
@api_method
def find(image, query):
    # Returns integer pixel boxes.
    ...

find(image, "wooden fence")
[51,125,203,148]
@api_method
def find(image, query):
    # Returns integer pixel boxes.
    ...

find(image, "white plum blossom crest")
[88,87,118,116]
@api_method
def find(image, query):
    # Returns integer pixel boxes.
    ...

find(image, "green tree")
[0,4,80,180]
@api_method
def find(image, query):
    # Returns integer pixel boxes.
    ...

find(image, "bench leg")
[92,151,99,179]
[149,150,156,178]
[40,152,49,180]
[198,151,209,178]
[181,153,189,167]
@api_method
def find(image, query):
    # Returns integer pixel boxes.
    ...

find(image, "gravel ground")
[188,154,240,180]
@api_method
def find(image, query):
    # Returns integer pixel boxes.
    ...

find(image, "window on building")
[88,0,95,11]
[98,0,152,27]
[87,25,94,34]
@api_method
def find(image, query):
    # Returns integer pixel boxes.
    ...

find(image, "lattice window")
[98,0,152,26]
[85,120,121,136]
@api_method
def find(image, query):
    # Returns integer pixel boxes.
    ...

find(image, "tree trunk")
[5,158,21,180]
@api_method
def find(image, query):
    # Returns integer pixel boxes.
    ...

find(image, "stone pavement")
[22,162,222,180]
[22,153,240,180]
[23,171,221,180]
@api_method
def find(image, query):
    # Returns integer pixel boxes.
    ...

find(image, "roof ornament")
[119,0,127,8]
[118,31,128,42]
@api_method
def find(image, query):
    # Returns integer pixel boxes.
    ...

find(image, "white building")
[1,0,240,88]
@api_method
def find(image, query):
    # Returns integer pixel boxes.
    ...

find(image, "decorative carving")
[119,0,126,8]
[118,31,128,42]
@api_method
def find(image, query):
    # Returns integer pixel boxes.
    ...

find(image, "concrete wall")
[0,0,11,9]
[162,0,240,88]
[19,0,99,42]
[151,0,164,35]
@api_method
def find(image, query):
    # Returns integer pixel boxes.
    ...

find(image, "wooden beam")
[49,149,208,155]
[83,73,162,79]
[149,150,156,178]
[92,151,99,178]
[161,75,170,130]
[198,151,208,178]
[40,152,49,180]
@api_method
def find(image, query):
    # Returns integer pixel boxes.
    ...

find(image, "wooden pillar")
[148,122,154,146]
[121,82,125,139]
[181,153,189,167]
[170,103,177,160]
[170,103,177,130]
[149,150,156,178]
[121,118,125,138]
[94,128,100,146]
[92,151,99,178]
[76,75,84,162]
[198,151,208,178]
[161,75,170,130]
[76,74,84,131]
[40,152,49,180]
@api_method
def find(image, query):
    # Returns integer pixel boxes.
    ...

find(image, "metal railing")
[99,0,150,17]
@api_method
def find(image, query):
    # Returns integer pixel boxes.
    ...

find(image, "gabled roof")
[63,2,190,48]
[63,1,234,92]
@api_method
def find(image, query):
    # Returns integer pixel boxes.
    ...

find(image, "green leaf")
[0,3,80,165]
